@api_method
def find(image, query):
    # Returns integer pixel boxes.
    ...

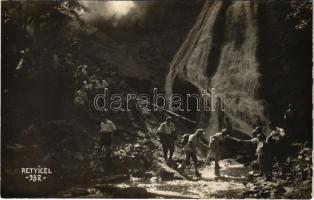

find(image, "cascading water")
[165,1,222,93]
[165,0,268,135]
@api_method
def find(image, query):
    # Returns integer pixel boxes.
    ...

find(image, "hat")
[195,129,204,135]
[255,126,262,132]
[221,129,228,134]
[253,126,262,136]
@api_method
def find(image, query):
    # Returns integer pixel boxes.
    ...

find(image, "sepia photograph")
[1,0,313,198]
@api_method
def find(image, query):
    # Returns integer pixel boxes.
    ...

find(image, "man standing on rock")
[180,129,210,177]
[99,118,117,158]
[156,116,177,163]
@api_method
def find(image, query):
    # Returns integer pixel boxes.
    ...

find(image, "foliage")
[287,1,312,30]
[2,0,87,40]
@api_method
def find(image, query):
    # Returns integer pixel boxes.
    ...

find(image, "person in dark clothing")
[266,122,288,178]
[99,119,117,158]
[156,116,177,162]
[284,104,296,138]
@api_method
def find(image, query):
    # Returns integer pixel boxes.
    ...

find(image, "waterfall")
[165,1,223,94]
[165,0,267,135]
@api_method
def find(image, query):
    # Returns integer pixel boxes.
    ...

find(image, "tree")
[2,0,88,43]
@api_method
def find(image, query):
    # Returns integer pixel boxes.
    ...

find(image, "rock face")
[165,1,267,135]
[165,0,312,141]
[257,1,312,140]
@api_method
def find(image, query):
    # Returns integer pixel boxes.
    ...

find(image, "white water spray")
[166,1,267,135]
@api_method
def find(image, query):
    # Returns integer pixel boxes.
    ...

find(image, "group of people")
[155,116,207,176]
[155,104,295,179]
[155,117,237,177]
[235,123,289,181]
[74,64,109,107]
[96,104,295,180]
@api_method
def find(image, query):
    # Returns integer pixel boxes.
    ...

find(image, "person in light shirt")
[99,118,117,158]
[156,116,177,162]
[181,129,210,177]
[207,128,239,176]
[235,127,273,181]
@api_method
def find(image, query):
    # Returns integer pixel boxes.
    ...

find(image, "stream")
[115,159,251,198]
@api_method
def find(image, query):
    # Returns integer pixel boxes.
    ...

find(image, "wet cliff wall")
[165,1,312,140]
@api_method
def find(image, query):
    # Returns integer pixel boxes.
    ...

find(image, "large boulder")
[157,163,186,181]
